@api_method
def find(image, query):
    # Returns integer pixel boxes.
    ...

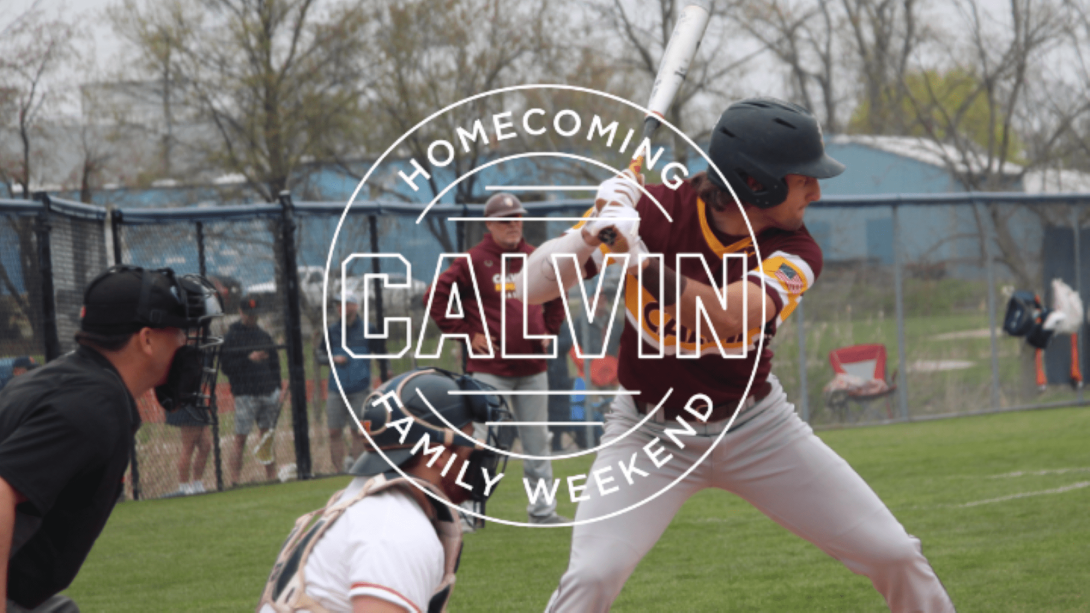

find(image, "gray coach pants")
[472,371,557,519]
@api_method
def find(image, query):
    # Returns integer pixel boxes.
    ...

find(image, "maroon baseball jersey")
[571,179,822,416]
[427,233,565,378]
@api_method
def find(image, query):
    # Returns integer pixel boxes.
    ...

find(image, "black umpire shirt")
[0,345,140,608]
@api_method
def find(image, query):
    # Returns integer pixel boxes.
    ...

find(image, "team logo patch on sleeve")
[773,263,804,295]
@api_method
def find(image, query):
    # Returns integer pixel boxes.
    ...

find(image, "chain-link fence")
[0,199,46,364]
[777,194,1090,428]
[3,190,1089,501]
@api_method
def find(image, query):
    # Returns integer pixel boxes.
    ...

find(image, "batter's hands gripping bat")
[597,0,712,248]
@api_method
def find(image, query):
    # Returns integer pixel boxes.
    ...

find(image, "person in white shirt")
[258,369,514,613]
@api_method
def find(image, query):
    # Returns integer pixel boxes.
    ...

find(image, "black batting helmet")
[349,369,514,503]
[707,98,845,209]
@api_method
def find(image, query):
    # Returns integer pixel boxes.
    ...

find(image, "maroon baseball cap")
[483,193,527,218]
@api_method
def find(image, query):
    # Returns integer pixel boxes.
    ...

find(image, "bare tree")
[0,3,74,199]
[739,0,926,133]
[842,0,923,134]
[1049,0,1090,172]
[110,0,372,201]
[891,0,1090,397]
[0,3,74,351]
[349,0,564,251]
[111,0,377,301]
[738,0,845,131]
[585,0,760,161]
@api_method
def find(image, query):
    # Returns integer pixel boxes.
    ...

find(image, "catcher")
[257,369,513,613]
[517,98,955,612]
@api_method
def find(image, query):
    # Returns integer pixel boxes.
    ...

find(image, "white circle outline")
[323,84,767,528]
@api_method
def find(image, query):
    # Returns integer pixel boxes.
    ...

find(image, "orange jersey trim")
[697,197,753,258]
[350,583,422,613]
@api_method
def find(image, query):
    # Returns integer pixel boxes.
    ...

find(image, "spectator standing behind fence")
[221,296,282,485]
[0,266,220,613]
[166,405,211,496]
[0,357,39,393]
[426,193,568,526]
[316,292,380,473]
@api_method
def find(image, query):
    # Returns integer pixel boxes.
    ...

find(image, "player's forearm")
[515,230,597,304]
[666,279,774,338]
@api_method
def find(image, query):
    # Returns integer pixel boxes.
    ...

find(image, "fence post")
[795,300,809,422]
[278,191,312,480]
[1072,206,1084,402]
[976,201,1002,411]
[110,207,124,265]
[892,203,910,420]
[32,192,61,362]
[367,213,390,382]
[196,221,225,492]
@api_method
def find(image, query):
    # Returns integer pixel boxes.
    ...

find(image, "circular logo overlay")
[324,85,765,528]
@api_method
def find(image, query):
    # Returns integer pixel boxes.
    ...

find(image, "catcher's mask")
[349,369,515,508]
[82,265,225,420]
[707,97,845,209]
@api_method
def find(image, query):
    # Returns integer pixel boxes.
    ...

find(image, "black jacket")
[220,321,281,396]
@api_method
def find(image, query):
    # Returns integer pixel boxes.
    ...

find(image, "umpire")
[0,266,221,612]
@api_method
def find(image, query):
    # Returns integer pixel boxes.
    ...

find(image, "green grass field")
[67,406,1090,612]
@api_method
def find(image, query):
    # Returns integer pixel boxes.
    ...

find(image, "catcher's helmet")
[707,98,845,209]
[349,369,514,503]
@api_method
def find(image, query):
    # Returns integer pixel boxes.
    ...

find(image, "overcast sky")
[3,0,125,116]
[1,0,1045,122]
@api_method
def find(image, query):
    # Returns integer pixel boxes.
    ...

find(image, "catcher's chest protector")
[257,474,463,613]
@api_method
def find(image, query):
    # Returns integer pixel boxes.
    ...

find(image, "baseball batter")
[517,98,954,612]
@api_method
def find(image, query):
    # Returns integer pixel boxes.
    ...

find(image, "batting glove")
[585,202,640,252]
[594,170,643,211]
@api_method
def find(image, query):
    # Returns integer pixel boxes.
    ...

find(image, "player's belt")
[636,380,773,427]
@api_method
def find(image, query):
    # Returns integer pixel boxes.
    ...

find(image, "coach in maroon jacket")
[428,193,568,526]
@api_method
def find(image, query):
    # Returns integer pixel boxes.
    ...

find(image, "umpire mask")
[152,273,225,419]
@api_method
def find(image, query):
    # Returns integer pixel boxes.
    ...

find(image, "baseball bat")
[599,0,712,247]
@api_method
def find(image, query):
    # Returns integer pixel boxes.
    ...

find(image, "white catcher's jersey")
[259,475,461,613]
[306,483,443,612]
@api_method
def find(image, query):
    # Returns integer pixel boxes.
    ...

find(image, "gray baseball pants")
[545,375,954,612]
[472,371,557,519]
